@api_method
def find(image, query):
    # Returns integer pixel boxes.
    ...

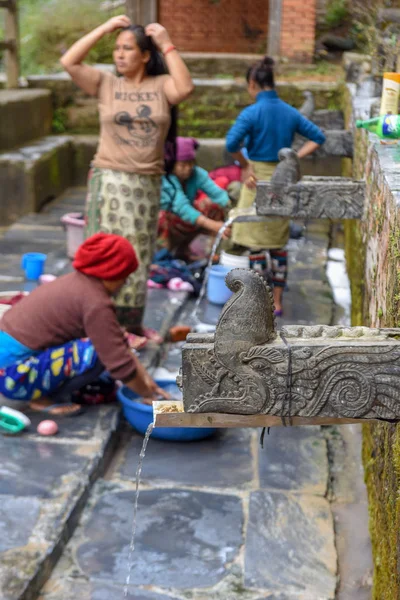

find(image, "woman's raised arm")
[145,23,194,105]
[60,15,131,96]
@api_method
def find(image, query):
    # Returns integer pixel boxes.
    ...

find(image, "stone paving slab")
[0,437,91,498]
[39,580,179,600]
[118,428,255,489]
[17,212,72,228]
[258,427,328,495]
[3,224,66,243]
[0,404,120,600]
[0,497,41,552]
[143,289,188,338]
[22,404,119,443]
[244,490,337,599]
[0,238,63,256]
[0,252,70,280]
[74,486,243,589]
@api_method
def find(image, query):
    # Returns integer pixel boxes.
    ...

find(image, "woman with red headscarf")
[0,233,167,416]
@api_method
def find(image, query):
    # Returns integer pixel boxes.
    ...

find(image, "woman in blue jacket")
[159,137,231,259]
[226,56,326,316]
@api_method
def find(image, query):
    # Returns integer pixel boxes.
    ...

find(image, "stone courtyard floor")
[0,189,372,600]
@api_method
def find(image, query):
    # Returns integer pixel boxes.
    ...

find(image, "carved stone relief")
[181,270,400,421]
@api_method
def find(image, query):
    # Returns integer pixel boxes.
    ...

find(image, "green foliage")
[325,0,348,28]
[17,0,122,75]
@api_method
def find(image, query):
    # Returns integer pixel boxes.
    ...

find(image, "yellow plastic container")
[380,73,400,115]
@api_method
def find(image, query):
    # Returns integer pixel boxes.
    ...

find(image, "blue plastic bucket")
[21,253,47,280]
[206,264,233,305]
[117,380,215,441]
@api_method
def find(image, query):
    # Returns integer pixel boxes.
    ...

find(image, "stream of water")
[190,217,235,322]
[123,422,154,597]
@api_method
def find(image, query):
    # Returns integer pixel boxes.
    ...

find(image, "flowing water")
[190,217,235,322]
[123,422,154,597]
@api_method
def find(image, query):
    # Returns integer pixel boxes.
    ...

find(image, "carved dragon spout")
[181,270,400,420]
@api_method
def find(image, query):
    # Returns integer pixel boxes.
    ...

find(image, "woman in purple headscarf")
[158,137,231,260]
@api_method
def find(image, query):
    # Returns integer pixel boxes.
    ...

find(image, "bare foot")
[29,397,82,417]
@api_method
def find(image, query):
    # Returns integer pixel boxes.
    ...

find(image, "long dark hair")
[121,24,177,175]
[246,55,275,89]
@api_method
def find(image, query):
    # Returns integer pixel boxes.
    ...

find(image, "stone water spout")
[299,90,315,119]
[228,148,302,224]
[228,147,365,223]
[253,146,365,220]
[180,269,400,421]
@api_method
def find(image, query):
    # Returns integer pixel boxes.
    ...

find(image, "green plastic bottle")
[356,114,400,139]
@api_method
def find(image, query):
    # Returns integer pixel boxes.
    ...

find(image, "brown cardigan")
[0,271,137,382]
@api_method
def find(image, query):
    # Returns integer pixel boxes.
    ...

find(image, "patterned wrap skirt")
[85,168,161,310]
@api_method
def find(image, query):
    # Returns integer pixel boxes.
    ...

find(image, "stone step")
[26,71,343,137]
[0,135,73,225]
[0,89,53,151]
[181,52,263,77]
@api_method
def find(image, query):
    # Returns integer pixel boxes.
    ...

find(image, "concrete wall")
[0,90,52,151]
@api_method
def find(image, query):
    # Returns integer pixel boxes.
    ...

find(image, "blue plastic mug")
[206,264,233,305]
[21,253,47,280]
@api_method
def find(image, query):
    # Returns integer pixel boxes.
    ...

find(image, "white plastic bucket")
[61,213,85,259]
[220,250,250,269]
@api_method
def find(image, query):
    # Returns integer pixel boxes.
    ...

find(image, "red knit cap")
[73,233,138,280]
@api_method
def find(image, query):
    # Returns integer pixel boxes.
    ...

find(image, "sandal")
[125,332,148,350]
[141,327,163,344]
[274,309,283,317]
[29,399,83,417]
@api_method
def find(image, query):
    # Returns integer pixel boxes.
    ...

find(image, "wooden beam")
[0,40,13,51]
[0,1,11,9]
[125,0,157,25]
[267,0,282,58]
[153,402,384,428]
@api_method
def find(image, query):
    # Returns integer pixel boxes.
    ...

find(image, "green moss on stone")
[48,153,61,188]
[344,219,365,326]
[363,423,400,599]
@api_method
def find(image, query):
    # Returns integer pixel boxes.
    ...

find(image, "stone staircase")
[0,89,71,225]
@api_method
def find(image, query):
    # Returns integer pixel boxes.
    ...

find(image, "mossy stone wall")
[343,84,400,599]
[26,75,343,138]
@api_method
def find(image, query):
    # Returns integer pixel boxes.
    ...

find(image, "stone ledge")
[0,89,52,151]
[0,136,73,224]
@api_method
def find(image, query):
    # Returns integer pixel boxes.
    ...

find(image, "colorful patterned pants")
[228,246,288,289]
[0,339,101,402]
[157,195,225,259]
[85,168,161,321]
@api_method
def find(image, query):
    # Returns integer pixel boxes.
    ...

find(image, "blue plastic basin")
[206,264,233,305]
[117,380,215,441]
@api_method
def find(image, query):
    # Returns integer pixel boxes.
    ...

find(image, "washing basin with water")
[117,380,215,441]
